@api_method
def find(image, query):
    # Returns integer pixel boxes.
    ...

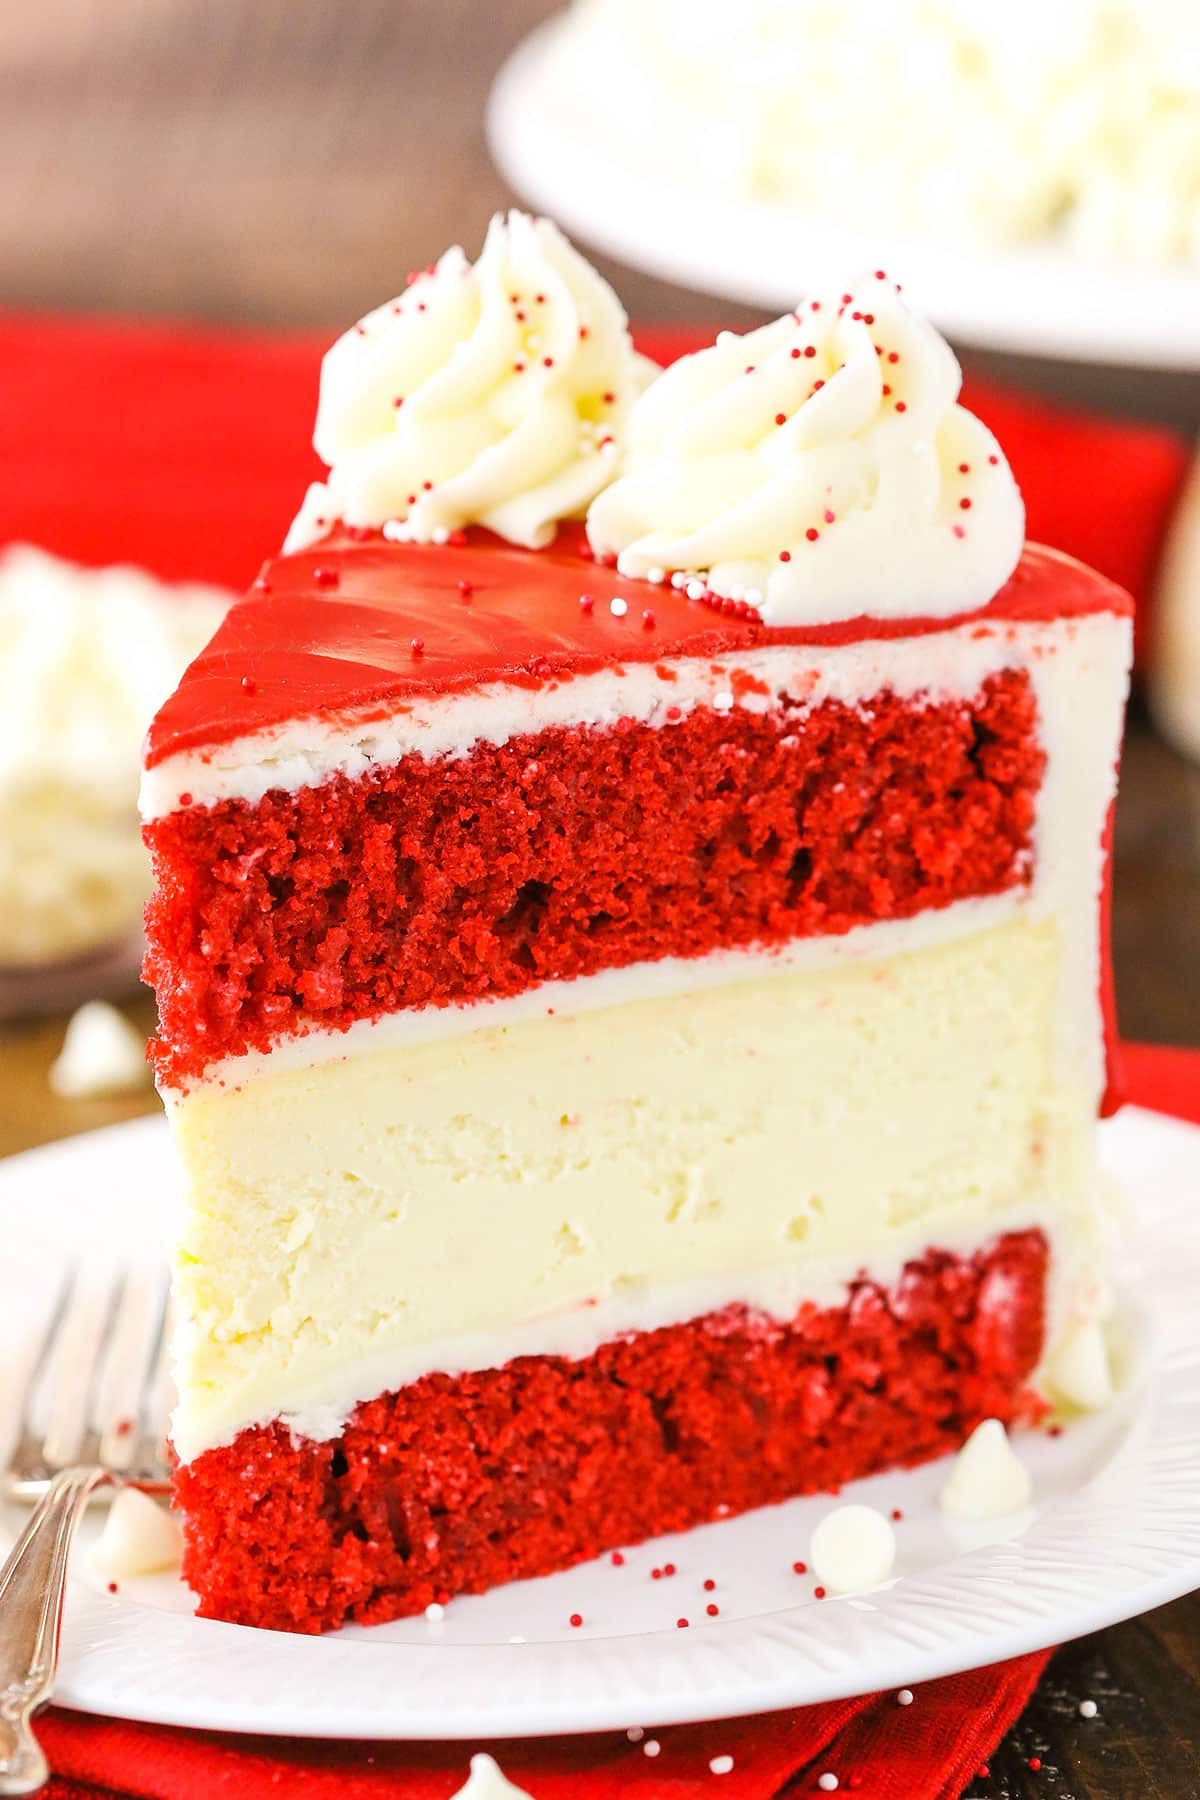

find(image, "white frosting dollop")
[451,1754,535,1800]
[286,212,646,554]
[0,546,228,968]
[586,275,1025,627]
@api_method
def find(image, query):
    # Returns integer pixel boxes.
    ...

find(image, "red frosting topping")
[144,525,1132,771]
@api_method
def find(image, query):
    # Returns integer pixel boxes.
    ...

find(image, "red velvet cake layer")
[144,527,1132,770]
[174,1230,1047,1634]
[146,670,1042,1084]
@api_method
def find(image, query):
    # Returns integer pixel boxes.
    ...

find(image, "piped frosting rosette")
[287,212,645,553]
[586,274,1025,626]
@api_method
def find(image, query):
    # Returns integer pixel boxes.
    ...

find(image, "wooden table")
[1,0,1197,1791]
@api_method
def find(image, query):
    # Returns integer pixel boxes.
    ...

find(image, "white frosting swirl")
[586,276,1025,625]
[286,212,644,554]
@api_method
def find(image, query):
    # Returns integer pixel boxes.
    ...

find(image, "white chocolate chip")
[940,1418,1033,1520]
[1048,1321,1114,1411]
[451,1754,535,1799]
[808,1503,897,1594]
[91,1487,182,1580]
[50,1003,151,1100]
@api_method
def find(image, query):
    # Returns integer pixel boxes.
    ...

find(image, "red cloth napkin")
[31,1045,1199,1797]
[0,313,1188,665]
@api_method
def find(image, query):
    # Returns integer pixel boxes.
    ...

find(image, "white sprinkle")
[424,1602,445,1622]
[716,330,734,347]
[610,597,628,617]
[1079,1698,1098,1719]
[686,580,706,601]
[709,1754,734,1775]
[527,332,541,349]
[626,1727,644,1742]
[646,567,666,585]
[897,1688,914,1707]
[713,691,734,711]
[431,526,450,546]
[728,585,745,602]
[382,518,411,542]
[643,1740,661,1758]
[744,588,764,608]
[818,1776,839,1793]
[671,571,687,589]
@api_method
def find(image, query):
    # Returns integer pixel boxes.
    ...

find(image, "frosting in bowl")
[586,274,1025,626]
[286,212,645,554]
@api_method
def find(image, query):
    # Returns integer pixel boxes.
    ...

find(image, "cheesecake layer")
[168,913,1097,1464]
[175,1228,1048,1633]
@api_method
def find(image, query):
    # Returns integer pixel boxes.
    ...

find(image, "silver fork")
[0,1270,171,1797]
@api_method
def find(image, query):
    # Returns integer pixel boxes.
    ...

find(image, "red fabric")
[34,1044,1198,1797]
[0,313,1187,659]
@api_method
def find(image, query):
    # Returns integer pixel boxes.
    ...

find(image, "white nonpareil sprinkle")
[424,1602,445,1622]
[686,579,706,601]
[626,1727,644,1742]
[1079,1698,1098,1719]
[713,691,734,711]
[818,1775,839,1792]
[647,567,666,584]
[709,1754,734,1775]
[744,588,764,608]
[671,571,687,589]
[642,1739,661,1757]
[897,1688,914,1707]
[609,596,628,617]
[431,526,451,545]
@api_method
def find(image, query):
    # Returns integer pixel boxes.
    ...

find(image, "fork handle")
[0,1466,111,1796]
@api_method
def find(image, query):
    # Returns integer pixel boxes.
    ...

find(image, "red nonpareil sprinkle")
[779,550,792,562]
[863,314,874,325]
[665,704,682,722]
[958,463,971,474]
[663,1562,676,1577]
[960,498,972,510]
[314,567,339,588]
[422,480,433,492]
[882,384,892,396]
[891,1508,903,1520]
[842,292,853,304]
[393,396,404,408]
[874,269,887,279]
[407,495,417,506]
[676,1617,689,1629]
[806,528,819,542]
[535,293,546,303]
[813,378,825,391]
[1028,1756,1042,1771]
[793,1561,807,1574]
[989,453,1000,465]
[579,541,594,559]
[953,525,966,540]
[805,345,817,358]
[410,637,424,658]
[814,1586,827,1599]
[449,529,467,547]
[177,792,193,808]
[569,1613,583,1628]
[811,300,821,310]
[1048,1423,1064,1438]
[509,293,519,303]
[579,325,590,339]
[543,357,555,368]
[513,361,526,374]
[579,593,594,613]
[515,310,526,321]
[895,401,907,413]
[651,1567,663,1580]
[417,302,426,313]
[744,365,755,375]
[458,579,473,597]
[703,1578,716,1590]
[790,347,801,358]
[603,391,615,404]
[597,551,617,568]
[977,1766,990,1779]
[775,412,787,426]
[107,1582,118,1594]
[642,610,656,630]
[824,509,836,524]
[611,1551,624,1566]
[241,676,258,695]
[888,352,900,363]
[706,1603,719,1616]
[253,576,271,591]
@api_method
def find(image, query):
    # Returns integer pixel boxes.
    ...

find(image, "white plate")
[2,1106,1199,1741]
[488,22,1200,372]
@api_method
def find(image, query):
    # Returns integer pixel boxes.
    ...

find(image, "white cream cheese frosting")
[0,546,227,967]
[285,212,646,554]
[586,274,1025,625]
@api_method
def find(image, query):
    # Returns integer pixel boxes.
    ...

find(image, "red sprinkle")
[806,528,819,542]
[793,1561,807,1574]
[676,1618,689,1629]
[569,1613,583,1628]
[579,593,594,613]
[958,463,971,474]
[706,1603,719,1617]
[410,637,425,658]
[663,1562,676,1577]
[579,325,590,339]
[314,567,339,588]
[824,509,836,524]
[790,347,801,359]
[448,529,467,547]
[642,610,656,631]
[611,1551,625,1566]
[960,498,972,511]
[895,402,907,413]
[703,1578,716,1591]
[107,1581,118,1594]
[891,1508,903,1521]
[888,352,900,363]
[579,542,594,560]
[651,1567,663,1580]
[779,550,792,562]
[241,676,258,695]
[458,579,474,598]
[603,391,615,404]
[805,345,816,358]
[392,396,404,408]
[814,1586,827,1599]
[177,792,193,808]
[543,357,555,368]
[665,704,682,722]
[989,454,999,465]
[1028,1757,1042,1771]
[874,269,887,279]
[811,300,821,311]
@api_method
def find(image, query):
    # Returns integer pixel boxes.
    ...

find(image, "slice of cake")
[141,220,1132,1634]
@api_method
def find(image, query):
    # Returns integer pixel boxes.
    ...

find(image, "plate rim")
[2,1104,1199,1741]
[487,21,1200,373]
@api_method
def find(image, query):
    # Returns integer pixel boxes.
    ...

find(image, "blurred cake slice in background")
[0,545,227,1004]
